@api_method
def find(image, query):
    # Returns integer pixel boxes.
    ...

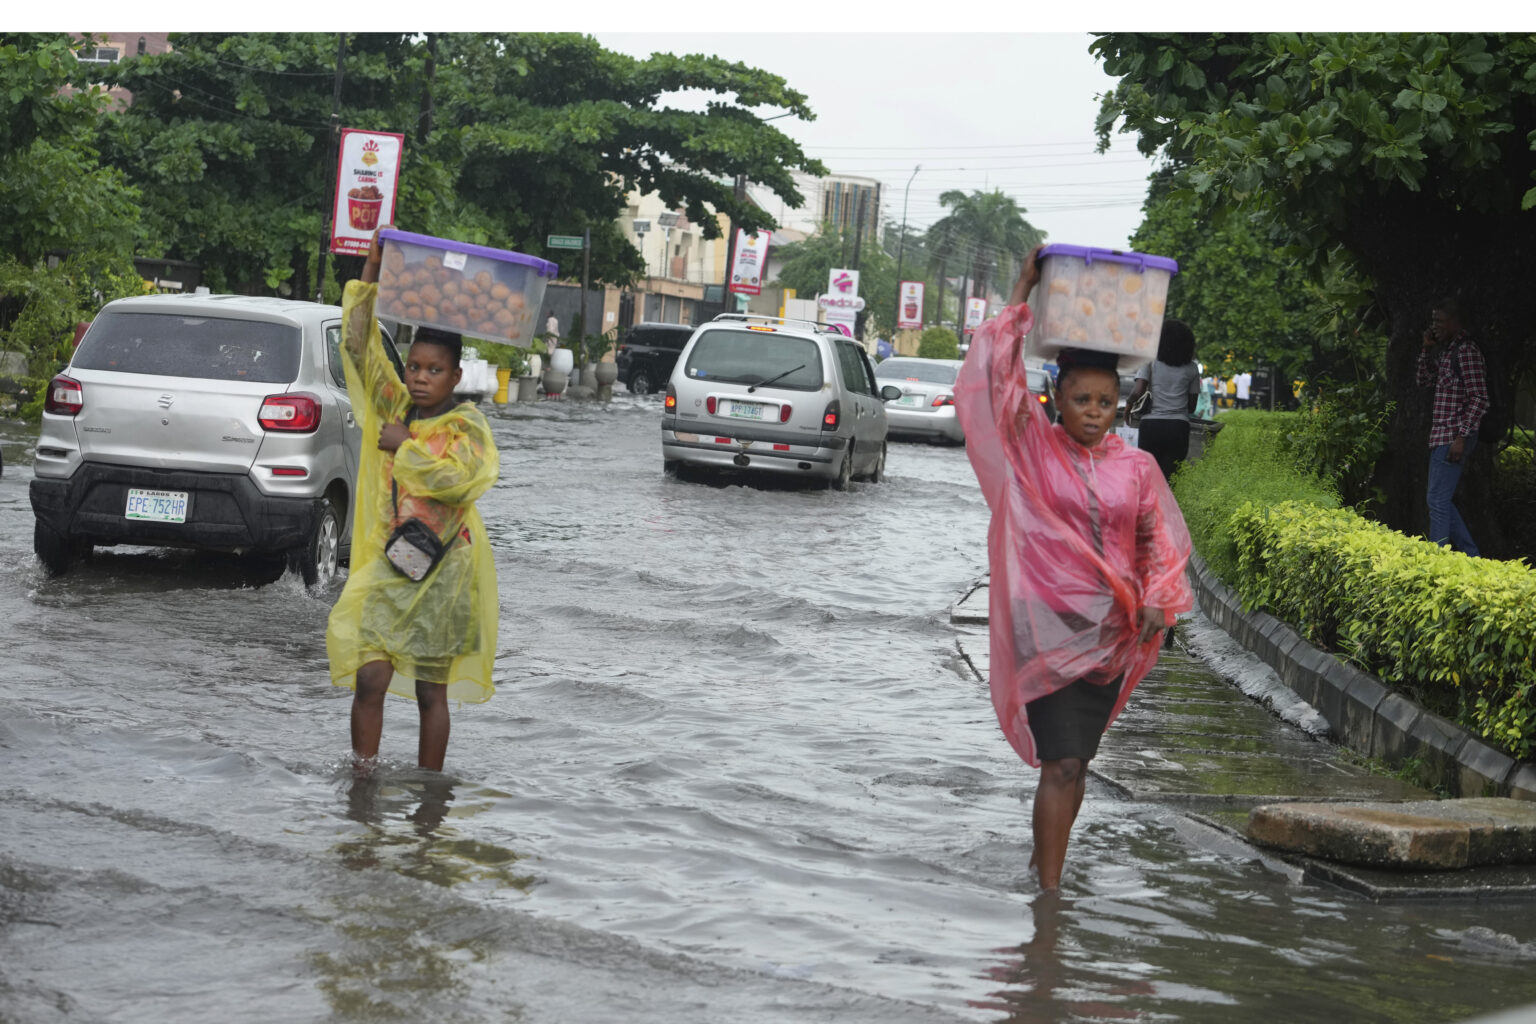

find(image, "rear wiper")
[748,364,806,393]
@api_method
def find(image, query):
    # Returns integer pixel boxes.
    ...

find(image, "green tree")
[1093,32,1536,555]
[0,34,144,382]
[917,326,959,360]
[774,225,907,337]
[98,33,826,296]
[1131,170,1387,388]
[924,189,1046,303]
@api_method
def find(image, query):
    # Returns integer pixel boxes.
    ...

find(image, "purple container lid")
[1038,243,1178,274]
[379,228,559,279]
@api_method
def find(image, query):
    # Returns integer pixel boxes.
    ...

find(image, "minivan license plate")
[726,402,763,420]
[125,488,188,523]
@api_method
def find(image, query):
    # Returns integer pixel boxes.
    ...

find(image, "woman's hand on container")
[1009,244,1046,307]
[378,421,410,452]
[1137,606,1167,644]
[361,227,389,285]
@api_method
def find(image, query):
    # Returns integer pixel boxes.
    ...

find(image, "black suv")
[615,322,694,394]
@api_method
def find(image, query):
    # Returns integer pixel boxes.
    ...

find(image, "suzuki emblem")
[157,394,175,409]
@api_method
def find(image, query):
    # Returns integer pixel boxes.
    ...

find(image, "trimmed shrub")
[1230,500,1536,757]
[1170,410,1339,580]
[917,326,959,360]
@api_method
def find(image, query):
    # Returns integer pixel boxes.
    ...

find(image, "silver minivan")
[29,293,401,586]
[661,314,902,488]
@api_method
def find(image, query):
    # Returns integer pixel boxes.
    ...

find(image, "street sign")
[547,234,584,250]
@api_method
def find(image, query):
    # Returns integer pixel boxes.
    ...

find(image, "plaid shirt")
[1416,331,1489,447]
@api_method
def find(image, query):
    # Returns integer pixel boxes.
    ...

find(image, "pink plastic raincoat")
[955,301,1192,767]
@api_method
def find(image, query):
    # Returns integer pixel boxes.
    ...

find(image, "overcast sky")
[594,33,1157,251]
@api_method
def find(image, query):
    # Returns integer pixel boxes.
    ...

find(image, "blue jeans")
[1427,436,1479,555]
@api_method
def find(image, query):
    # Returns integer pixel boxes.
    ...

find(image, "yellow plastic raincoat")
[326,280,500,703]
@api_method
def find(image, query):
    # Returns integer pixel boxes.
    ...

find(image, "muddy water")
[2,402,1535,1023]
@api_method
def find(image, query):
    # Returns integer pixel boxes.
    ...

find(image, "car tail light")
[664,384,676,411]
[822,400,841,430]
[1037,393,1049,405]
[779,403,792,423]
[932,394,955,407]
[259,392,322,432]
[270,466,309,477]
[45,375,83,416]
[706,396,717,415]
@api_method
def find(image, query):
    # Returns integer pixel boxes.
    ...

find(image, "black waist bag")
[384,477,455,582]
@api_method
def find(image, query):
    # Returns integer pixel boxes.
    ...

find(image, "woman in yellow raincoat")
[328,233,500,771]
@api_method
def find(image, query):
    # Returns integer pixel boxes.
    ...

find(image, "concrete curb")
[1187,553,1533,802]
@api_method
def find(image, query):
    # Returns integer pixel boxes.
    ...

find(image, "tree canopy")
[95,32,826,295]
[1094,32,1536,552]
[924,189,1046,302]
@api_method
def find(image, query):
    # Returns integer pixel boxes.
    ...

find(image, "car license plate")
[725,401,763,420]
[125,488,188,523]
[898,395,924,406]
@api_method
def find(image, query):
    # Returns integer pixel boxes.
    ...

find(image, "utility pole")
[893,164,920,330]
[580,226,592,361]
[851,190,869,337]
[935,256,946,338]
[313,33,347,303]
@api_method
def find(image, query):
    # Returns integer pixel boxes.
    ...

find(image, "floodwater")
[3,398,1536,1023]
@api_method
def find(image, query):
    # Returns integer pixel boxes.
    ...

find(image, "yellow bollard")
[493,366,512,404]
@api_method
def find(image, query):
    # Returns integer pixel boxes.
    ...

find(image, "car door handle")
[346,411,356,427]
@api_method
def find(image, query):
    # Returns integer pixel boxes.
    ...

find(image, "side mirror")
[880,384,903,402]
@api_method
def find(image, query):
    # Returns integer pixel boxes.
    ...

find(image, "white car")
[661,314,902,489]
[875,357,967,444]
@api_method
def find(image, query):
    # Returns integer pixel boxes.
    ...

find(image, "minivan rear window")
[682,329,823,390]
[73,311,302,384]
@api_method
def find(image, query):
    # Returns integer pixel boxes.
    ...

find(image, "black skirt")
[1027,675,1125,761]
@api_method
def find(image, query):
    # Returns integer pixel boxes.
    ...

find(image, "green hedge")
[1229,500,1536,757]
[1170,410,1339,580]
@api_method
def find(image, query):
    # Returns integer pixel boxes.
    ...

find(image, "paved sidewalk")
[950,580,1536,899]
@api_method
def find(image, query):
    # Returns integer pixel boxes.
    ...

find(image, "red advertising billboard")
[329,128,405,256]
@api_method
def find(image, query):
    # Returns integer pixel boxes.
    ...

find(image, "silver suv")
[29,293,402,585]
[661,313,901,488]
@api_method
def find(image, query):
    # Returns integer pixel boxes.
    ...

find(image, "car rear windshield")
[682,329,823,390]
[877,360,957,385]
[631,328,691,350]
[73,311,302,384]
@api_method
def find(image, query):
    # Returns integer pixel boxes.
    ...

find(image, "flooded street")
[4,398,1536,1023]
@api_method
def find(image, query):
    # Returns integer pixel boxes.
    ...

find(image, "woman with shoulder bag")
[327,229,501,773]
[1126,320,1201,481]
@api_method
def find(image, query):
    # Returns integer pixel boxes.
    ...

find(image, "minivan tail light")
[259,392,322,432]
[779,403,792,424]
[706,396,717,415]
[822,400,840,430]
[932,394,955,407]
[664,384,677,411]
[45,375,83,416]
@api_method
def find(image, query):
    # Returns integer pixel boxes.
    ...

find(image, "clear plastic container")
[375,229,559,346]
[1025,245,1178,369]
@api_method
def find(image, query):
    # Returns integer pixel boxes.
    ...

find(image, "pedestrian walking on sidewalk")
[1126,319,1201,482]
[327,230,502,772]
[1417,295,1489,556]
[954,245,1193,893]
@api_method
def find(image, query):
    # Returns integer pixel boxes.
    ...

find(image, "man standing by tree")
[1417,296,1489,556]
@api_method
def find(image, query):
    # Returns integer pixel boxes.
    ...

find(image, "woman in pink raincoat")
[954,245,1192,892]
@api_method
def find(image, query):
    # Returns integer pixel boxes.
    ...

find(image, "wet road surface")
[3,400,1536,1023]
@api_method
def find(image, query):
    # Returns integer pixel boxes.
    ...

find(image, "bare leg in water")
[1029,757,1089,891]
[415,680,450,771]
[350,659,394,766]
